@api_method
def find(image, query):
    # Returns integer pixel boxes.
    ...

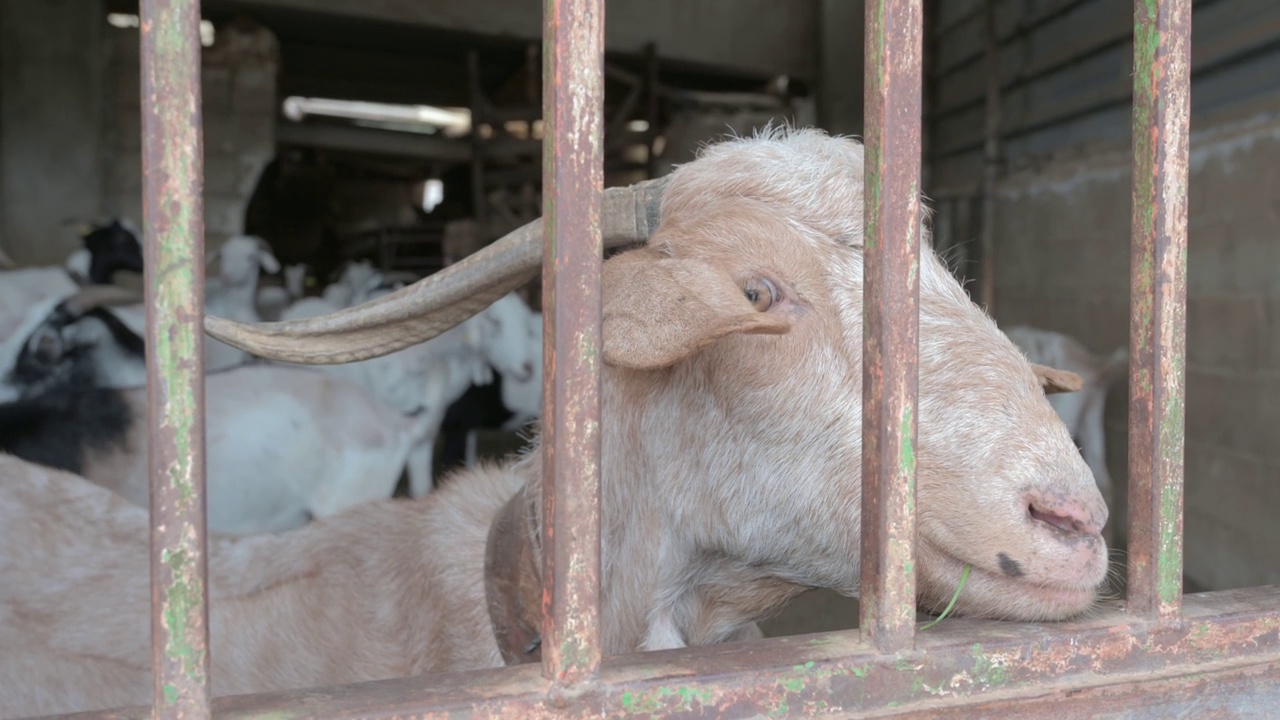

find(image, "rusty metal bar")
[139,0,211,718]
[860,0,923,653]
[1127,0,1191,621]
[66,588,1280,720]
[540,0,605,687]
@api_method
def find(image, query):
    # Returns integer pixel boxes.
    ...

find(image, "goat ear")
[602,248,790,370]
[1032,363,1084,394]
[258,250,281,274]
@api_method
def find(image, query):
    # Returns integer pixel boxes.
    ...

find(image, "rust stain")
[1127,0,1191,622]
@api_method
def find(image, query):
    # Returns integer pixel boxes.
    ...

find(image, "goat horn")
[0,246,15,269]
[64,285,146,315]
[204,176,668,364]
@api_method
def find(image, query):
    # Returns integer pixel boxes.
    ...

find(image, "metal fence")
[44,0,1280,717]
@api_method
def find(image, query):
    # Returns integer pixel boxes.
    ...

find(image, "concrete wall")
[101,17,280,248]
[0,2,280,266]
[990,108,1280,591]
[0,0,106,265]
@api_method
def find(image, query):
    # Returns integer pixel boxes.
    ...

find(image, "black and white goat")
[0,218,144,340]
[0,287,434,535]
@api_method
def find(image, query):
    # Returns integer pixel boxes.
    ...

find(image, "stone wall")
[101,16,280,248]
[0,0,106,265]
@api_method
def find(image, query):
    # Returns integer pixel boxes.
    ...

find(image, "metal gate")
[44,0,1280,717]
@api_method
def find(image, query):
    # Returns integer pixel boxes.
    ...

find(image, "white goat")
[277,265,395,321]
[0,129,1109,718]
[280,288,538,496]
[0,287,427,534]
[501,311,543,424]
[454,310,545,468]
[255,262,310,321]
[203,235,281,370]
[319,259,380,308]
[1005,325,1128,529]
[104,234,281,372]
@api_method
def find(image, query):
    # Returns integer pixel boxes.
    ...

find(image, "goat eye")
[743,278,776,312]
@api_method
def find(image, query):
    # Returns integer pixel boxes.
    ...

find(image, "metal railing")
[40,0,1280,718]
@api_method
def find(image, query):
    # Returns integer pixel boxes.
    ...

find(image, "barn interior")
[1,0,1277,641]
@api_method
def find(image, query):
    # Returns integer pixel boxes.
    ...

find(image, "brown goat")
[0,128,1107,718]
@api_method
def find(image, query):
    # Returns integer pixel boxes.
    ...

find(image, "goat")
[1004,325,1128,537]
[279,287,539,496]
[106,235,282,373]
[203,235,282,370]
[0,287,429,535]
[439,311,544,474]
[255,262,311,321]
[0,218,144,341]
[319,259,380,308]
[0,129,1108,718]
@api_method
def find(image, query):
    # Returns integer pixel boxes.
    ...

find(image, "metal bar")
[860,0,923,653]
[1126,0,1191,621]
[138,1,211,718]
[540,0,605,687]
[62,589,1280,720]
[977,0,1001,314]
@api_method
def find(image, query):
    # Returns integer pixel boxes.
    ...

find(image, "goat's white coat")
[103,365,428,532]
[107,235,282,373]
[0,268,79,342]
[280,288,539,495]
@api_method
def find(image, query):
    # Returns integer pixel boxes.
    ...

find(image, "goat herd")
[0,128,1127,718]
[1,224,544,534]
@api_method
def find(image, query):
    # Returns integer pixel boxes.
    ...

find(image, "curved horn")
[64,284,146,315]
[0,246,15,269]
[205,176,668,364]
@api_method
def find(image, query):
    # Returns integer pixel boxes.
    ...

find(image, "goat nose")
[1025,490,1106,539]
[522,361,534,377]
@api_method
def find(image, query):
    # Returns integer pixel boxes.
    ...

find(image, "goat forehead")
[662,128,868,247]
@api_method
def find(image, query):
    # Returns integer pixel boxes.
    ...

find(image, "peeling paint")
[140,0,211,716]
[540,0,606,689]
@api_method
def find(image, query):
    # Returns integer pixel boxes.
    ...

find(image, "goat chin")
[0,128,1110,718]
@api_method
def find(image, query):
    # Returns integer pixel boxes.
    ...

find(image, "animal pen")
[38,0,1280,718]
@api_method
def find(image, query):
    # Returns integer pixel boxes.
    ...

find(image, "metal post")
[1127,0,1191,621]
[139,0,211,717]
[540,0,605,687]
[978,0,1001,314]
[860,0,923,653]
